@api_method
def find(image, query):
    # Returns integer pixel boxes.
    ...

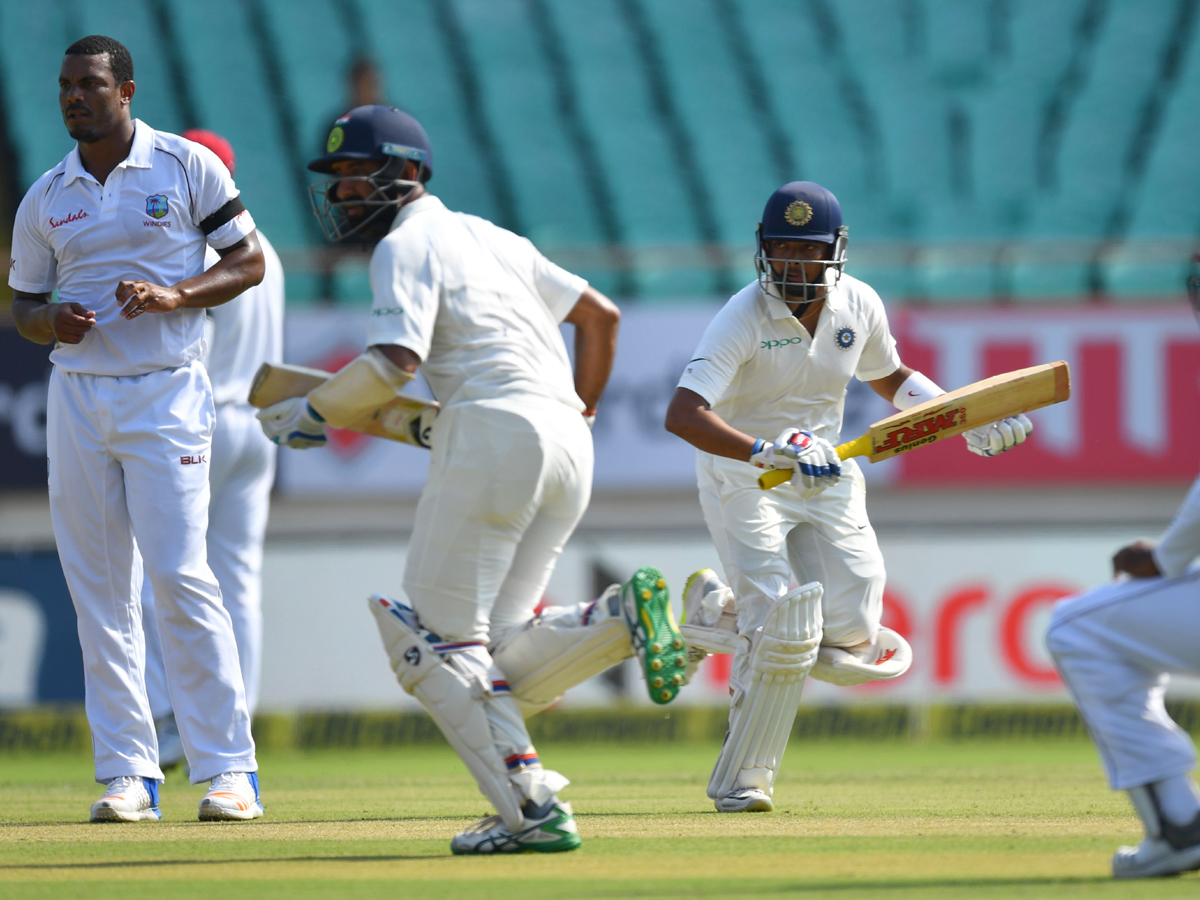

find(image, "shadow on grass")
[0,854,450,870]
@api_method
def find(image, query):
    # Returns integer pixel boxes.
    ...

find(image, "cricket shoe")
[1113,812,1200,878]
[714,788,774,813]
[198,772,263,821]
[680,568,738,681]
[450,799,582,855]
[89,775,162,823]
[621,566,687,704]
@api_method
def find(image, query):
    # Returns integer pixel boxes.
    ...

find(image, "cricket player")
[1045,285,1200,879]
[664,181,1033,812]
[9,36,265,822]
[142,129,285,767]
[256,105,686,854]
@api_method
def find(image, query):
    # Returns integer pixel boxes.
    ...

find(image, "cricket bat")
[758,361,1071,490]
[248,361,439,448]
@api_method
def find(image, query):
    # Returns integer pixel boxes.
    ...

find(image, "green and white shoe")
[450,800,582,855]
[621,566,687,704]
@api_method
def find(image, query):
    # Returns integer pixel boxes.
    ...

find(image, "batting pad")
[809,626,912,686]
[708,582,823,800]
[493,615,632,717]
[368,595,525,830]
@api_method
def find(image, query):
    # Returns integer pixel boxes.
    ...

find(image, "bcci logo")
[784,200,813,227]
[404,646,421,666]
[835,326,856,350]
[145,194,169,219]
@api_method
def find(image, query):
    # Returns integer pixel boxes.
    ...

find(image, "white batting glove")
[963,414,1033,457]
[256,397,328,449]
[775,428,841,496]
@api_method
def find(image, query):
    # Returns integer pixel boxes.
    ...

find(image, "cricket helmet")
[307,105,432,243]
[754,181,848,307]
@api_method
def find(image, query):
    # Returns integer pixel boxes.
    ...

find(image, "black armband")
[199,197,247,236]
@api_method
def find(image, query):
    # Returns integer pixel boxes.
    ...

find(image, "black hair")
[64,35,134,85]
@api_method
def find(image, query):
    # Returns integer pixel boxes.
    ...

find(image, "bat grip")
[756,434,872,490]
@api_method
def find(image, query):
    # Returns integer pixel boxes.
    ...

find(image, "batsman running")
[256,105,685,854]
[664,181,1034,813]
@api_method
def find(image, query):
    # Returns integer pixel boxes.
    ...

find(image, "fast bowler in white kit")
[1046,288,1200,879]
[665,182,1033,813]
[9,36,264,822]
[256,105,686,854]
[142,129,285,765]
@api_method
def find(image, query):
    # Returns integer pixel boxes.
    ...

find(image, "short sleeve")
[854,287,902,382]
[188,144,256,250]
[532,248,587,323]
[7,186,56,293]
[677,299,757,406]
[365,231,440,360]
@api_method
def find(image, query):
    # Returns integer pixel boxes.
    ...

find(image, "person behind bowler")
[9,36,265,822]
[140,128,286,769]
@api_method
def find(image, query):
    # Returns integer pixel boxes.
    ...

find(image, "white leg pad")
[492,597,633,716]
[809,626,913,686]
[368,595,527,830]
[707,582,823,801]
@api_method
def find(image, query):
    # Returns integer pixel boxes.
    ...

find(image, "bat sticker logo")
[875,407,966,454]
[404,646,421,666]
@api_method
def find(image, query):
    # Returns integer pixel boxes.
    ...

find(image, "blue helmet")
[755,181,848,307]
[307,105,433,243]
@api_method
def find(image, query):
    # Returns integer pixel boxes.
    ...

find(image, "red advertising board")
[889,306,1200,485]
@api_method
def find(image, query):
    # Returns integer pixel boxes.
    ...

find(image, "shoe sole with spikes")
[622,566,687,704]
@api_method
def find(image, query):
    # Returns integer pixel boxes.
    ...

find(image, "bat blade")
[758,361,1070,490]
[247,361,439,448]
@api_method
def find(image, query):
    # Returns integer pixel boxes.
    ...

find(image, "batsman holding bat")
[258,105,687,854]
[665,181,1034,813]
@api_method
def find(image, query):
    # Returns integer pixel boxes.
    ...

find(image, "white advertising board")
[258,527,1194,711]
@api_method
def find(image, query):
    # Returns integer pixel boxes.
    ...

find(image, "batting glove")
[256,396,328,449]
[775,428,841,496]
[963,414,1033,457]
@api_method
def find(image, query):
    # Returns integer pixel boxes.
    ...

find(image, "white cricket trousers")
[696,452,885,648]
[404,398,593,644]
[47,363,257,784]
[1047,570,1200,790]
[144,403,275,716]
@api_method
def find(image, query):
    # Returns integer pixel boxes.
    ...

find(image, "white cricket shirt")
[366,194,586,411]
[201,231,284,406]
[8,119,256,377]
[678,273,901,443]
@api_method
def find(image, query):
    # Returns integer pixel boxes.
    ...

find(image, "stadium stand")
[1,0,1198,304]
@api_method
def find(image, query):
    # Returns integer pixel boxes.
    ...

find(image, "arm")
[11,290,95,345]
[867,364,915,406]
[664,387,756,461]
[118,232,266,320]
[564,286,620,414]
[1115,474,1200,579]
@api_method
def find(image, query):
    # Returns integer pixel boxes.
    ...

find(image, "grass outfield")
[0,737,1196,899]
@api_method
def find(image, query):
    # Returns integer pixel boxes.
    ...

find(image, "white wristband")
[892,371,945,411]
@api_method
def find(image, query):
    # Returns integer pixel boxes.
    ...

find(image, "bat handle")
[757,434,873,490]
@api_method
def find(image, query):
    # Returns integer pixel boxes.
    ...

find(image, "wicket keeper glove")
[963,414,1033,457]
[256,396,328,449]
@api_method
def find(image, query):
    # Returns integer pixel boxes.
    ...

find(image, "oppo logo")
[760,337,805,350]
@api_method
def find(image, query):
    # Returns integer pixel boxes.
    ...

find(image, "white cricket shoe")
[714,788,774,813]
[198,772,263,821]
[89,775,161,823]
[450,800,582,854]
[1113,812,1200,878]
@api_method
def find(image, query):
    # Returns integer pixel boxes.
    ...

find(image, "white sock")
[1153,774,1200,826]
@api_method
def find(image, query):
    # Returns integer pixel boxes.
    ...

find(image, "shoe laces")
[463,814,506,836]
[102,775,148,800]
[209,772,250,794]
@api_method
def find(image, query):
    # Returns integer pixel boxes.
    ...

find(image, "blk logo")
[179,455,206,465]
